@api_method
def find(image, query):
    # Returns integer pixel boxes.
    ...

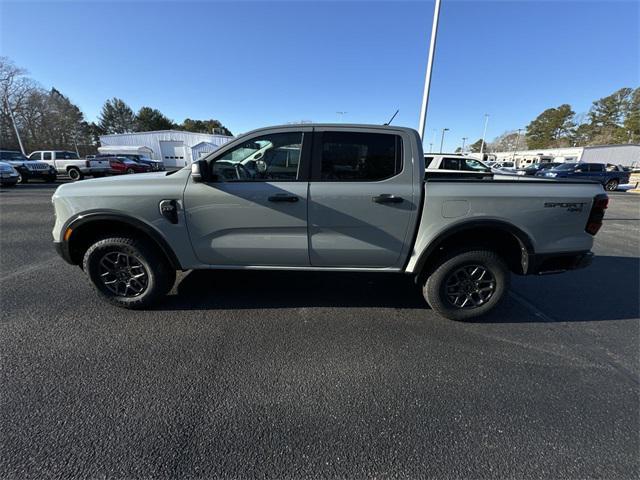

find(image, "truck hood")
[53,170,189,200]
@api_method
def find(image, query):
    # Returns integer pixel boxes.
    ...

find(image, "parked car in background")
[53,124,608,320]
[0,161,20,187]
[0,150,56,183]
[523,162,563,176]
[96,153,164,172]
[107,156,152,175]
[425,154,492,176]
[490,161,519,175]
[29,150,110,181]
[537,162,631,191]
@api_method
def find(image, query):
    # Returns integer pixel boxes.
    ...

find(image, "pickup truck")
[51,124,608,320]
[29,150,110,181]
[537,162,630,191]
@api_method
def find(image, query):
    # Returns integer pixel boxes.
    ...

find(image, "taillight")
[585,193,608,235]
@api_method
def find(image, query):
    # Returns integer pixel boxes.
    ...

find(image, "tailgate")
[90,159,110,169]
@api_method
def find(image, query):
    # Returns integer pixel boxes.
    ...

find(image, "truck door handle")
[372,194,403,204]
[268,194,299,203]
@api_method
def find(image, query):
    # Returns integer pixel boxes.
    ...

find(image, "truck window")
[424,156,434,168]
[29,152,41,160]
[319,132,401,181]
[43,152,52,160]
[212,131,303,181]
[441,157,462,170]
[56,151,79,160]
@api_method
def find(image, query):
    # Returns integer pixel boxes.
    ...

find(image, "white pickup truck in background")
[29,150,110,181]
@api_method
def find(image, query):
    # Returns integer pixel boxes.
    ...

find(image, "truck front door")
[183,129,312,266]
[307,128,419,268]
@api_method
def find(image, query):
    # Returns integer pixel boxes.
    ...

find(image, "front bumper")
[54,241,74,265]
[527,251,593,275]
[22,169,57,180]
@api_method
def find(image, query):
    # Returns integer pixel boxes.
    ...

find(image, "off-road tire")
[605,179,619,191]
[83,236,176,309]
[423,249,510,321]
[68,168,84,181]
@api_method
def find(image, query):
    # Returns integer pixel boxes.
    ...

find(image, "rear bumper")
[527,251,593,275]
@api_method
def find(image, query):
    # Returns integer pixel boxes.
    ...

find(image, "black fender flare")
[412,219,535,277]
[59,210,182,270]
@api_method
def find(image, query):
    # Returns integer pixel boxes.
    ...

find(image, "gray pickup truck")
[52,124,608,320]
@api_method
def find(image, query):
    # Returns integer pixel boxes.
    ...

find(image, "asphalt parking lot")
[1,182,638,479]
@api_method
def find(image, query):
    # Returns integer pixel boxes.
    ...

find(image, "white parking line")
[508,290,556,322]
[0,257,57,283]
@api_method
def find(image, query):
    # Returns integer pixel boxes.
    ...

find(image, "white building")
[491,144,640,169]
[99,130,234,169]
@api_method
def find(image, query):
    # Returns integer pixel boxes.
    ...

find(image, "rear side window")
[441,157,463,170]
[590,164,605,172]
[319,132,402,181]
[424,156,434,168]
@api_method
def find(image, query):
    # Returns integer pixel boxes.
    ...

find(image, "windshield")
[0,151,28,161]
[552,163,577,171]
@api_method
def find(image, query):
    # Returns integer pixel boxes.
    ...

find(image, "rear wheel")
[68,167,84,181]
[422,249,509,321]
[83,236,176,309]
[605,179,619,191]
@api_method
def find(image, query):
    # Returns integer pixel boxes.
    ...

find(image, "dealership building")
[491,144,640,168]
[99,130,234,169]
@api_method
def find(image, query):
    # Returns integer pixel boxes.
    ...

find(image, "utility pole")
[479,114,489,158]
[418,0,442,141]
[439,128,449,153]
[4,97,26,156]
[461,137,467,152]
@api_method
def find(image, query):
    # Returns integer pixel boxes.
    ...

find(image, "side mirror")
[191,160,209,183]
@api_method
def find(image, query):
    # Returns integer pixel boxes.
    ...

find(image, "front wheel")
[126,168,135,174]
[422,249,509,321]
[83,236,176,309]
[605,179,619,191]
[17,172,27,184]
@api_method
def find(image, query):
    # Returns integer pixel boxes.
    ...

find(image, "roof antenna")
[384,109,399,126]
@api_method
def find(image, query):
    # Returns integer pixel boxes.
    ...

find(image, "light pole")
[336,111,347,122]
[418,0,442,140]
[461,137,467,152]
[512,128,523,160]
[479,114,489,158]
[4,97,26,156]
[439,128,449,153]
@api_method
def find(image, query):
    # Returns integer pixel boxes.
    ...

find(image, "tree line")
[461,86,639,154]
[0,57,232,156]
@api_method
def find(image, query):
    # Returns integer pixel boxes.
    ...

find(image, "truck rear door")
[307,128,419,268]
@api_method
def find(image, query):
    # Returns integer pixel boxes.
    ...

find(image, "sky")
[1,0,638,152]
